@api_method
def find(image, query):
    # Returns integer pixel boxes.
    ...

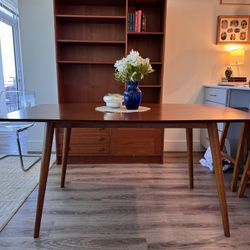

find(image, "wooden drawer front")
[57,128,110,155]
[205,88,227,104]
[65,144,109,155]
[110,128,163,156]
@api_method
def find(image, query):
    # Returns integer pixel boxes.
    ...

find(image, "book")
[131,12,135,32]
[128,11,146,33]
[141,12,146,32]
[128,13,132,32]
[221,77,247,82]
[137,10,142,32]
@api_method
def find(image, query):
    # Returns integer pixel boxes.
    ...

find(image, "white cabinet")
[201,85,250,156]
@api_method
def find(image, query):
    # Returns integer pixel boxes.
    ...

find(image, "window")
[0,0,23,92]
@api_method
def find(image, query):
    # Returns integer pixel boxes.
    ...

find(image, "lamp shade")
[229,49,245,65]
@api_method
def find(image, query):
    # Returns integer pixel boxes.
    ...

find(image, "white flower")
[114,50,154,82]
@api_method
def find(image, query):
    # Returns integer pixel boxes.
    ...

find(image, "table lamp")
[229,48,245,77]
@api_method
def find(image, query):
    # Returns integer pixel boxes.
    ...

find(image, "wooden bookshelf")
[54,0,167,164]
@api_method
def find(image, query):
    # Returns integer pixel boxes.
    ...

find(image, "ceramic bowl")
[103,94,124,108]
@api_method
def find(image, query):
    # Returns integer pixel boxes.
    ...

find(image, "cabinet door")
[110,128,163,156]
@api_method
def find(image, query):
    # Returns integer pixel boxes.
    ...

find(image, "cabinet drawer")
[58,128,110,145]
[205,88,228,104]
[110,128,163,156]
[65,144,109,155]
[57,128,110,155]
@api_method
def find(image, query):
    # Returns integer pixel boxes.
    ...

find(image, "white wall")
[18,0,250,151]
[18,0,58,151]
[163,0,250,151]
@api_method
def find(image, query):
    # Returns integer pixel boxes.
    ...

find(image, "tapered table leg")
[61,128,71,188]
[208,122,230,237]
[231,123,248,192]
[220,122,230,151]
[238,152,250,197]
[238,122,250,197]
[186,128,193,189]
[34,122,54,238]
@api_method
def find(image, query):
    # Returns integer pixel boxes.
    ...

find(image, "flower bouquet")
[114,50,154,110]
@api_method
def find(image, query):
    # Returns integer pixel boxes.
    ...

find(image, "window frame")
[0,1,24,91]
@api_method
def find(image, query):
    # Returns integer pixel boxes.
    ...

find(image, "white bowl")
[103,94,124,108]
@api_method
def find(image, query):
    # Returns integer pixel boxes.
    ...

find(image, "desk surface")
[204,85,250,91]
[0,103,250,124]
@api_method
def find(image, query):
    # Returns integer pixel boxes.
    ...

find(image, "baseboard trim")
[27,140,56,152]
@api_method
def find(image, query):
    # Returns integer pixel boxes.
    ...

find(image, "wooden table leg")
[34,122,54,238]
[231,122,248,192]
[61,128,71,188]
[238,122,250,197]
[207,122,230,237]
[186,128,193,189]
[220,122,230,151]
[238,152,250,197]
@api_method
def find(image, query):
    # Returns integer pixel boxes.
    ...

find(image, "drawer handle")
[209,94,217,97]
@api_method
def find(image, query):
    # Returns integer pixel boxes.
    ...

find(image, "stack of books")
[128,10,146,32]
[218,77,248,86]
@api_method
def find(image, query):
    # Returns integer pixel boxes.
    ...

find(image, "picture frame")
[220,0,250,5]
[217,15,250,44]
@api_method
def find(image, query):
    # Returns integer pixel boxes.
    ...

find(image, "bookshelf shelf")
[139,85,161,88]
[57,39,126,45]
[54,0,166,164]
[128,0,163,6]
[127,32,164,36]
[58,60,115,65]
[151,62,162,65]
[56,14,126,23]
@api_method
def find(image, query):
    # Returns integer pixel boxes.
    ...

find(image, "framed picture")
[221,0,250,4]
[217,15,250,44]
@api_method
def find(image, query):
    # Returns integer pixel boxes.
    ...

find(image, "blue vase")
[124,81,142,110]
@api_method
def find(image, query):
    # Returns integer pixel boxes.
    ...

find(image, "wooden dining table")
[2,103,250,238]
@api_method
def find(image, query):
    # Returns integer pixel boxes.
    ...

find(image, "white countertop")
[204,85,250,91]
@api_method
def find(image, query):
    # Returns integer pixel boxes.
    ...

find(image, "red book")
[137,10,142,32]
[134,11,138,32]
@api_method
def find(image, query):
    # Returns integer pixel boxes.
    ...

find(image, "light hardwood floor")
[1,152,250,249]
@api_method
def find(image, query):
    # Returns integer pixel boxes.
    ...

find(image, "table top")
[1,104,250,125]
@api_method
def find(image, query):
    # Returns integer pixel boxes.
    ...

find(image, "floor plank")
[1,153,250,249]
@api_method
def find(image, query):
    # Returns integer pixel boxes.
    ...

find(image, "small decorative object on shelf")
[225,66,233,78]
[114,50,154,110]
[103,93,124,108]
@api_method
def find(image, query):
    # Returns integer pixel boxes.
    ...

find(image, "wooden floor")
[1,152,250,249]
